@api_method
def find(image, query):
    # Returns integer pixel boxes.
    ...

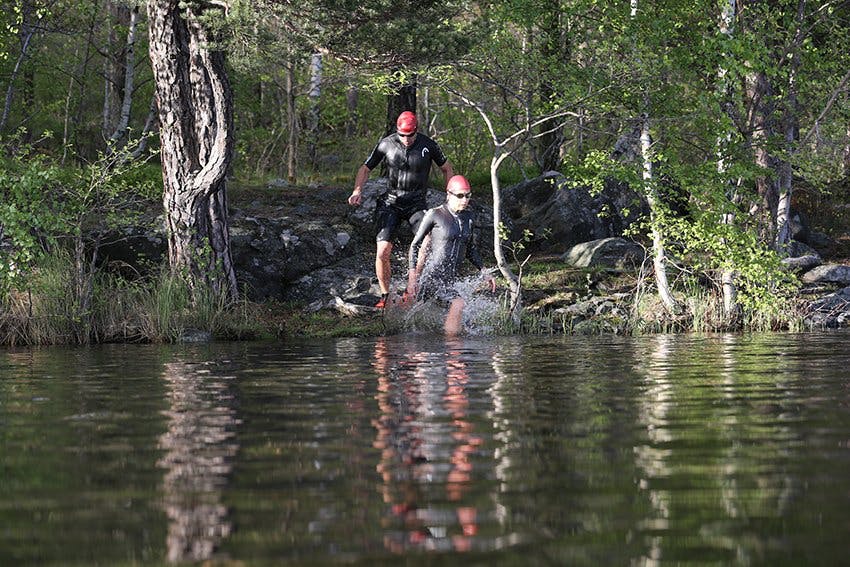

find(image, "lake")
[2,331,850,565]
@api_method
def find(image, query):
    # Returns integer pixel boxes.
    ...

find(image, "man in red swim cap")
[348,111,454,308]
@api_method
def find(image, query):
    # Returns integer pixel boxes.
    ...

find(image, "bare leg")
[376,240,393,295]
[444,297,465,336]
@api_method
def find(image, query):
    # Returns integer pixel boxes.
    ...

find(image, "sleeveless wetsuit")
[364,133,448,242]
[408,204,484,304]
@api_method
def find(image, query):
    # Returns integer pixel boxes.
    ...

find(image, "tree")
[147,0,237,301]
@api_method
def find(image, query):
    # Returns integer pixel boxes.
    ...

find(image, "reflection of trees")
[157,359,240,563]
[632,334,800,563]
[372,337,483,553]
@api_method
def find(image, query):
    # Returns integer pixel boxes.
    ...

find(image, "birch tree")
[630,0,677,313]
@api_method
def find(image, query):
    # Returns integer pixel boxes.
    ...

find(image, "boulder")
[562,237,645,270]
[501,172,646,254]
[801,264,850,286]
[805,285,850,328]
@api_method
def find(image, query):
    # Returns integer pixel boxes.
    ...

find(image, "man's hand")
[403,268,418,304]
[481,268,497,293]
[348,190,362,206]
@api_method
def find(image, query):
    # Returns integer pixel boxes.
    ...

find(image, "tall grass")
[0,251,263,346]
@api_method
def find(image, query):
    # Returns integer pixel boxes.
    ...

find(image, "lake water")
[2,331,850,566]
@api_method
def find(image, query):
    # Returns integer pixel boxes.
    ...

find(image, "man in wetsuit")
[406,175,496,336]
[348,111,454,308]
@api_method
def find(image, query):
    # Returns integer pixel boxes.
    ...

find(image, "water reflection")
[372,337,483,553]
[156,356,240,563]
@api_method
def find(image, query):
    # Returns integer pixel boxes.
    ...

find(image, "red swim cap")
[396,111,418,134]
[446,175,471,193]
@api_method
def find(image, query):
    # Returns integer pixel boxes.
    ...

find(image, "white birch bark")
[718,0,739,317]
[640,118,677,312]
[632,0,677,313]
[307,52,322,167]
[774,0,806,251]
[107,6,139,150]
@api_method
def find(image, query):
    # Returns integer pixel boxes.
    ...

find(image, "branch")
[801,67,850,145]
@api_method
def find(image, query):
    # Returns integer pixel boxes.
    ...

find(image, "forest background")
[1,0,850,344]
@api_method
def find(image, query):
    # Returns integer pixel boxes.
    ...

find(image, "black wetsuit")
[364,133,448,242]
[408,204,484,304]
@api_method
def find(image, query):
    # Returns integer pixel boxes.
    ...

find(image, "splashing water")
[383,275,503,335]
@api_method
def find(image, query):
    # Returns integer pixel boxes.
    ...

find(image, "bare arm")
[348,164,371,206]
[439,160,454,188]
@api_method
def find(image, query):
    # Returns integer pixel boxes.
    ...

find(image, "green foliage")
[0,139,66,296]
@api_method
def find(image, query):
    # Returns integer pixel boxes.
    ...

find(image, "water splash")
[383,275,503,336]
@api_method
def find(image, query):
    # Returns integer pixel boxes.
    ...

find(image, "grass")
[0,252,267,346]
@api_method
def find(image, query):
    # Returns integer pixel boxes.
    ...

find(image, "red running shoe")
[375,294,389,309]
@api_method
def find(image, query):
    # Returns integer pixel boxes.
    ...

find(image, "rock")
[267,178,289,188]
[501,172,647,254]
[785,239,820,258]
[805,285,850,328]
[801,264,850,286]
[561,237,645,270]
[178,329,213,343]
[782,255,821,273]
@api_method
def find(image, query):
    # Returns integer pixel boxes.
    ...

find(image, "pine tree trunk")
[285,55,297,183]
[147,0,237,301]
[386,79,416,135]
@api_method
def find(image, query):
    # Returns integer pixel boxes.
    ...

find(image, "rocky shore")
[101,172,850,334]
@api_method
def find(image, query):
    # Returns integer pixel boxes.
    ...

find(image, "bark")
[307,52,322,168]
[718,0,740,318]
[101,2,121,136]
[385,78,416,136]
[774,0,806,251]
[491,151,522,318]
[640,117,677,313]
[107,5,140,151]
[147,0,237,301]
[383,78,416,176]
[129,95,159,160]
[285,56,297,183]
[345,84,358,138]
[745,70,779,240]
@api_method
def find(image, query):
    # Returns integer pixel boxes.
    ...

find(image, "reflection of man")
[371,336,481,553]
[348,111,454,308]
[157,361,239,563]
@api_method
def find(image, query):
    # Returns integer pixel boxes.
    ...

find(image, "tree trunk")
[147,0,237,301]
[491,152,522,320]
[107,5,140,151]
[345,84,358,138]
[774,0,805,252]
[640,117,678,313]
[307,52,322,169]
[385,78,416,136]
[285,56,298,183]
[717,0,740,319]
[745,70,779,241]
